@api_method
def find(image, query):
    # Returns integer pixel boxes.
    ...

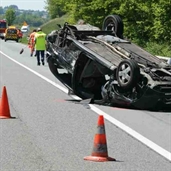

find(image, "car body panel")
[46,21,171,111]
[5,26,19,42]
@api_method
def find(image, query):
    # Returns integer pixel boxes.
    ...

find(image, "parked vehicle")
[17,29,23,41]
[46,15,171,111]
[4,26,19,42]
[21,25,29,33]
[0,19,7,39]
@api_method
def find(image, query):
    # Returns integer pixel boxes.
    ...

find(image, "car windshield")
[0,22,6,28]
[7,29,17,34]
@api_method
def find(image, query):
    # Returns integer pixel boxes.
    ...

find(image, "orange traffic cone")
[0,86,11,119]
[84,115,116,162]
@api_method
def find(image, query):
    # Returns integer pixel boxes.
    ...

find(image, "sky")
[0,0,46,11]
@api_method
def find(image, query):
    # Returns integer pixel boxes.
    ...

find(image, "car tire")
[47,57,59,76]
[102,14,124,39]
[116,59,140,89]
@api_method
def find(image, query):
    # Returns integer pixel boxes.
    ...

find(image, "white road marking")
[1,51,171,161]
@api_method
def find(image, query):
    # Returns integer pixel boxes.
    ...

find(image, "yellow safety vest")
[35,31,46,50]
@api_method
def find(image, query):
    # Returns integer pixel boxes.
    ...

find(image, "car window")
[0,22,6,28]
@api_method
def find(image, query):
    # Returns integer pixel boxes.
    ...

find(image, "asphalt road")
[0,39,171,171]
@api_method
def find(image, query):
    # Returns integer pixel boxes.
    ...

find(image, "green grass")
[144,42,171,57]
[41,15,69,34]
[20,36,29,44]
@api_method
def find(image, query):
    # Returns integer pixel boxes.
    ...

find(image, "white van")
[21,25,29,33]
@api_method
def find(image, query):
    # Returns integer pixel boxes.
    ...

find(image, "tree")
[151,0,171,43]
[5,8,16,26]
[45,0,171,47]
[45,0,66,19]
[9,5,18,10]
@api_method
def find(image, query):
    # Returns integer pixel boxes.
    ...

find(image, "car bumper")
[131,87,171,111]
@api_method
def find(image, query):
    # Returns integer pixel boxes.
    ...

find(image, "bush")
[144,42,171,57]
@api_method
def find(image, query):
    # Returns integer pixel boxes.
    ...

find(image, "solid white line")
[0,51,68,94]
[1,51,171,161]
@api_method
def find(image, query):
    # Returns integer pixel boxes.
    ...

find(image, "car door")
[58,40,82,73]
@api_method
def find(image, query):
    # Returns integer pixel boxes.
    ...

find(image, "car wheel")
[102,14,124,39]
[47,57,59,76]
[116,59,140,89]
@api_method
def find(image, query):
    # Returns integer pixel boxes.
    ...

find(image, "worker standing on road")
[34,28,46,66]
[28,29,37,56]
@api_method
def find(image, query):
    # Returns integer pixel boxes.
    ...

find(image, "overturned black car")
[46,15,171,111]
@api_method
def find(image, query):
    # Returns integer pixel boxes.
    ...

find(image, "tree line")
[0,5,49,27]
[45,0,171,56]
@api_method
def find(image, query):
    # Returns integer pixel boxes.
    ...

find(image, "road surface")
[0,39,170,171]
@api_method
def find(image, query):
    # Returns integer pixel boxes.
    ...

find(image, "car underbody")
[46,15,171,111]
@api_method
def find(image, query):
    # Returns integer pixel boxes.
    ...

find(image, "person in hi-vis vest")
[34,28,46,65]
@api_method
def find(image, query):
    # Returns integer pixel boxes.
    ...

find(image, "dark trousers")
[36,50,45,64]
